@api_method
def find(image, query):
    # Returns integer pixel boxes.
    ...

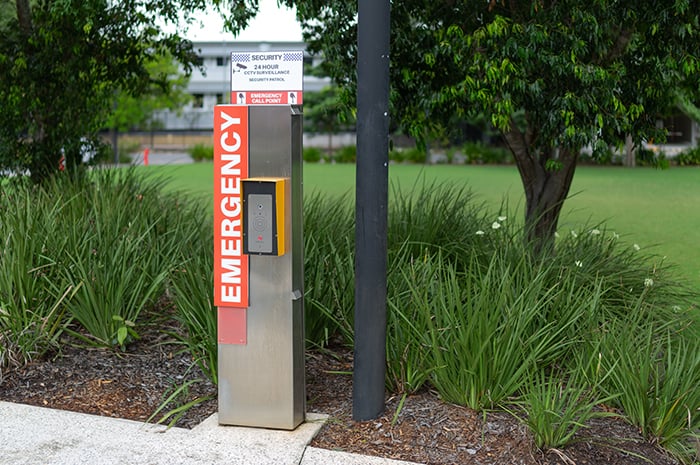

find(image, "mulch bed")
[0,322,685,465]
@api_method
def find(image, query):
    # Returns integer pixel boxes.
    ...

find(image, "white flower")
[491,222,501,230]
[497,216,507,222]
[475,230,485,236]
[611,232,620,240]
[571,230,578,238]
[575,260,583,268]
[590,229,601,235]
[672,305,681,312]
[633,244,641,251]
[644,278,654,288]
[554,232,560,238]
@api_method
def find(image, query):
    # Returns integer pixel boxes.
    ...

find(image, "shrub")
[390,147,426,164]
[332,145,356,163]
[384,246,436,394]
[0,169,209,350]
[54,170,196,347]
[637,147,670,168]
[462,141,512,164]
[303,192,355,346]
[511,365,618,451]
[388,180,493,269]
[417,252,594,410]
[169,239,217,384]
[86,140,137,165]
[590,299,700,464]
[593,144,617,165]
[303,147,323,163]
[302,181,698,460]
[389,149,406,163]
[0,185,76,371]
[303,180,500,352]
[550,226,694,323]
[579,143,623,165]
[188,144,214,162]
[676,146,700,166]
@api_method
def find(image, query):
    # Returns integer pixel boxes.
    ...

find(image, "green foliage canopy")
[0,0,261,182]
[105,53,192,132]
[283,0,700,249]
[303,85,355,152]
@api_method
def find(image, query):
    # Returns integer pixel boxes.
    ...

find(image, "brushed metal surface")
[218,106,304,430]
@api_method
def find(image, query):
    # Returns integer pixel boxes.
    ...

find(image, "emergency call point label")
[231,51,304,105]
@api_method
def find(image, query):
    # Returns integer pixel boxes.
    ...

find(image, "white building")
[154,41,329,131]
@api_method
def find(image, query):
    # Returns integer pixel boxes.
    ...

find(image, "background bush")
[309,143,517,165]
[389,147,427,164]
[676,146,700,166]
[188,143,214,162]
[309,142,700,168]
[332,145,356,163]
[303,147,324,163]
[637,147,670,169]
[462,141,512,164]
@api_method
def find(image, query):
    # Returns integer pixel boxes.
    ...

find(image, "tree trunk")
[503,120,579,255]
[624,134,636,167]
[27,139,60,184]
[16,0,33,36]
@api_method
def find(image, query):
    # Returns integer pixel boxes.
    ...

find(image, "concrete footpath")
[0,401,420,465]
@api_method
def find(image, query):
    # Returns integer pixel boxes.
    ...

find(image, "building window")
[216,56,229,67]
[663,114,693,144]
[192,94,204,109]
[216,93,226,104]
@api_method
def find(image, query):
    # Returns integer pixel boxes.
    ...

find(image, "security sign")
[231,51,304,105]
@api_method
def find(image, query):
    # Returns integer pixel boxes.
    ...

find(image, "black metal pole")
[353,0,390,421]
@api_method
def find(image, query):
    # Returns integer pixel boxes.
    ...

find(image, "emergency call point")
[242,177,287,256]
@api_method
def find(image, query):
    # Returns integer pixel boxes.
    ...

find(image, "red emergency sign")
[214,105,249,344]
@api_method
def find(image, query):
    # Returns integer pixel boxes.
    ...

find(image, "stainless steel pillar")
[218,105,305,430]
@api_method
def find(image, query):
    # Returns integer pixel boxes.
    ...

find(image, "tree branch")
[594,27,634,65]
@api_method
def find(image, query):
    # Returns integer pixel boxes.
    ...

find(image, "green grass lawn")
[148,162,700,290]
